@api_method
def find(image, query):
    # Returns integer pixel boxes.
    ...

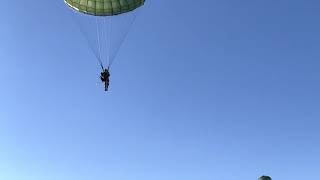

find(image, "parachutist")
[65,0,144,91]
[100,69,110,91]
[65,0,144,92]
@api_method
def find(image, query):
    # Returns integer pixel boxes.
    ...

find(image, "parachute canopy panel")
[64,0,145,16]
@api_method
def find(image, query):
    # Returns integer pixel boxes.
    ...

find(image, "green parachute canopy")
[258,176,272,180]
[65,0,145,16]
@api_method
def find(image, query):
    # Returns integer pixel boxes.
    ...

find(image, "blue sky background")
[1,0,320,179]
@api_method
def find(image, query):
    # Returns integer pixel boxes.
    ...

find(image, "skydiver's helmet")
[259,176,272,180]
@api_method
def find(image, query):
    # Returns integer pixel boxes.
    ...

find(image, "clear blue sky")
[1,0,320,179]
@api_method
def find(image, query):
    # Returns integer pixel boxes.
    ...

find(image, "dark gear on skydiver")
[100,69,110,91]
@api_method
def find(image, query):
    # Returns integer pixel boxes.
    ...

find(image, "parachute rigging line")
[108,12,138,68]
[96,18,104,70]
[69,11,105,70]
[106,18,112,69]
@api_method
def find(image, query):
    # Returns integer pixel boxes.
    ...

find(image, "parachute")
[64,0,145,69]
[258,176,272,180]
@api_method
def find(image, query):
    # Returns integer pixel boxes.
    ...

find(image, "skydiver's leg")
[104,82,108,91]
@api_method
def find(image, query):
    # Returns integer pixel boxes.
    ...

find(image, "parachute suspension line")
[68,11,103,68]
[96,18,104,70]
[107,18,112,69]
[108,12,138,68]
[101,18,106,67]
[102,18,108,68]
